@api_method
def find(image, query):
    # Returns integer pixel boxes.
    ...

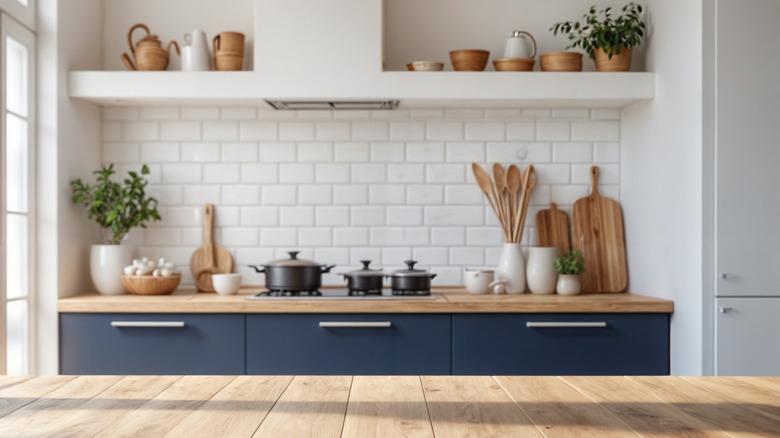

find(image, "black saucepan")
[250,251,335,291]
[341,260,385,292]
[389,260,437,292]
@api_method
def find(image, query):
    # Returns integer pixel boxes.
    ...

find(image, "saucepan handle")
[321,265,336,274]
[249,265,266,274]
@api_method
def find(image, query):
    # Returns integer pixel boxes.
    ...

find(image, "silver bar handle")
[111,321,186,328]
[319,321,392,328]
[526,322,607,328]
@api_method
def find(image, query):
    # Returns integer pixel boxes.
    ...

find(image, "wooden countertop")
[0,375,776,437]
[58,288,674,313]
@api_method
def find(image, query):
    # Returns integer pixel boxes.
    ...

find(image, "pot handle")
[249,265,266,274]
[321,265,336,274]
[127,23,151,56]
[430,273,437,279]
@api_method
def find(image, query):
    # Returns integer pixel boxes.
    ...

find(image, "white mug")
[464,269,495,294]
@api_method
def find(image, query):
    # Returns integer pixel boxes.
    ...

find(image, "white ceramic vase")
[556,274,582,295]
[497,243,526,294]
[527,247,559,294]
[90,244,135,295]
[180,29,211,71]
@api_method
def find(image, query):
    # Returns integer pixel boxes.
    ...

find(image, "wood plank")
[94,375,234,438]
[421,376,544,437]
[253,376,352,438]
[630,376,779,438]
[0,376,121,436]
[43,375,180,438]
[341,376,433,438]
[681,377,780,425]
[0,375,73,418]
[536,202,571,253]
[166,375,292,438]
[0,376,30,391]
[495,376,638,437]
[562,376,729,437]
[58,290,674,313]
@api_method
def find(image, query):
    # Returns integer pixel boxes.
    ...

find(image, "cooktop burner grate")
[247,288,438,300]
[259,289,323,297]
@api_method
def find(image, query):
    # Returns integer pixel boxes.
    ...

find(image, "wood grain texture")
[495,376,637,437]
[630,376,780,437]
[572,166,628,293]
[253,376,352,438]
[536,202,571,253]
[95,375,233,438]
[341,376,433,438]
[0,376,73,418]
[166,376,292,438]
[562,376,729,437]
[58,290,674,313]
[680,377,780,429]
[190,203,233,292]
[421,376,544,437]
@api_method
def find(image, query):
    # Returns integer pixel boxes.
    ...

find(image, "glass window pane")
[6,37,28,117]
[5,114,28,213]
[7,300,29,375]
[6,214,29,299]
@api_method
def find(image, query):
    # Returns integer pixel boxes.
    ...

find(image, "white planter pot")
[527,247,559,295]
[90,244,135,295]
[556,274,582,295]
[497,243,526,294]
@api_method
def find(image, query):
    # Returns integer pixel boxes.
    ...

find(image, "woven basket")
[540,52,583,72]
[594,47,632,72]
[121,274,181,295]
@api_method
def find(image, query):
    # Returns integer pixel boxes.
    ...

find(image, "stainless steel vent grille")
[265,100,400,111]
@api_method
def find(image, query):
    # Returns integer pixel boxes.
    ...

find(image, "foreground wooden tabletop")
[0,376,776,437]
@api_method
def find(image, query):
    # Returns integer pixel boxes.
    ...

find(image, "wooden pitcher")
[212,31,245,71]
[122,23,180,71]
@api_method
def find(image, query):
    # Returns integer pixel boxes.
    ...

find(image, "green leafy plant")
[550,2,645,59]
[70,164,161,244]
[554,250,585,275]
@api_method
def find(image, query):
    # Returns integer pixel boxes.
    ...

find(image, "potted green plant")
[550,2,645,72]
[71,164,161,295]
[553,250,585,295]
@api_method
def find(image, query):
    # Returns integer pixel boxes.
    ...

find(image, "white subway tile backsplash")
[106,106,622,286]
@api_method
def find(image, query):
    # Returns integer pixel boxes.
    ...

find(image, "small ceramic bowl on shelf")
[411,61,444,71]
[212,273,242,296]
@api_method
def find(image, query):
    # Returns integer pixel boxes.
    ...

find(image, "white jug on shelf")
[180,29,210,71]
[503,30,537,59]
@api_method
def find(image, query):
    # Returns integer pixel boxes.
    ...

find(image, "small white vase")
[90,244,135,295]
[557,274,582,295]
[497,243,525,294]
[527,247,559,294]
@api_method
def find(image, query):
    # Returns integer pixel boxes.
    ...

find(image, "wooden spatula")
[572,166,627,293]
[190,204,233,292]
[536,202,571,253]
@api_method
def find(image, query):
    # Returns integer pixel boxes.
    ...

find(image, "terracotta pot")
[594,47,632,72]
[539,51,582,72]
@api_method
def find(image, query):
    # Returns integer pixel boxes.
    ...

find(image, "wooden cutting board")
[190,204,233,292]
[536,202,570,254]
[572,166,627,293]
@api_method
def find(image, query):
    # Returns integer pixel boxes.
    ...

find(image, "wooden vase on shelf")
[593,47,632,72]
[213,31,245,71]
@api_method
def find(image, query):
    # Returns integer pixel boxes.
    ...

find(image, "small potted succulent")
[553,250,585,295]
[71,164,161,295]
[550,2,645,72]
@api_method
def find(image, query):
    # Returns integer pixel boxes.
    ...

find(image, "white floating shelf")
[69,71,655,108]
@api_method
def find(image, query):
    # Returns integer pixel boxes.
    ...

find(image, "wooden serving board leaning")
[572,166,628,293]
[190,204,233,292]
[536,202,570,254]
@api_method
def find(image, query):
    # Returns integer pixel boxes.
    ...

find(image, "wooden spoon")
[492,163,510,241]
[515,165,537,242]
[471,163,505,239]
[506,165,522,242]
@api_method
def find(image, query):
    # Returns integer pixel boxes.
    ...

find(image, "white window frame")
[0,0,35,31]
[0,11,36,375]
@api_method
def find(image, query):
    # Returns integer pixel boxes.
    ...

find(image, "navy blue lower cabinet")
[452,313,670,375]
[60,313,245,375]
[246,314,450,375]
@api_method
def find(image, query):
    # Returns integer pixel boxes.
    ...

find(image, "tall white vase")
[527,247,559,294]
[90,244,135,295]
[497,243,526,294]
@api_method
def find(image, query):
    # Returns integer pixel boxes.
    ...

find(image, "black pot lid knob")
[288,251,300,260]
[404,260,417,270]
[360,260,372,270]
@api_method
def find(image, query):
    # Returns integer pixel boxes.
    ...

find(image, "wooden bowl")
[449,49,490,71]
[540,51,583,72]
[121,274,181,295]
[493,58,534,71]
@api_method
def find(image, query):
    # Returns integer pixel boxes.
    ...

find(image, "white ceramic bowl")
[212,273,242,296]
[412,61,444,71]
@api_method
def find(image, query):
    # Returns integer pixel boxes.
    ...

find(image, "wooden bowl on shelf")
[121,274,181,295]
[493,58,534,71]
[449,49,490,71]
[540,51,583,72]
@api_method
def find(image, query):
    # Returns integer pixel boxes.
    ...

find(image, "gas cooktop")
[246,288,440,301]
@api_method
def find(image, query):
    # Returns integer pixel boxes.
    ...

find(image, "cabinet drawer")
[247,314,450,375]
[60,313,245,375]
[453,313,669,375]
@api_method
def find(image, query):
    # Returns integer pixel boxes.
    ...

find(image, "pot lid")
[344,260,385,277]
[265,251,321,267]
[391,260,435,277]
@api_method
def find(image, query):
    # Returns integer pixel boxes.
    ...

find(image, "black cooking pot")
[389,260,437,292]
[341,260,385,292]
[250,251,335,291]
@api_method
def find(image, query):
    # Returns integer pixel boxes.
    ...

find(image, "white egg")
[123,265,136,276]
[153,269,161,277]
[161,268,173,277]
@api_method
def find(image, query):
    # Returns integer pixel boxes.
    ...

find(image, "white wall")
[622,0,703,374]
